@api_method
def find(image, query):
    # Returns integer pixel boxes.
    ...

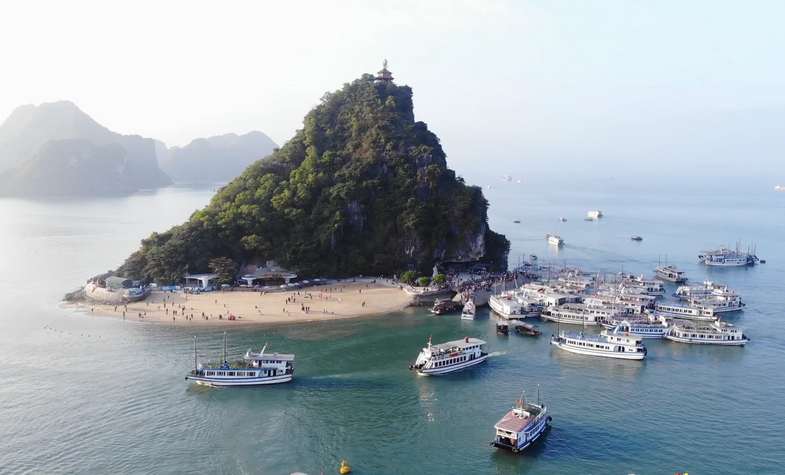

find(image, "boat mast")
[193,335,197,371]
[223,332,227,363]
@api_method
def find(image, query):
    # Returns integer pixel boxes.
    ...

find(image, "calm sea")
[0,181,783,474]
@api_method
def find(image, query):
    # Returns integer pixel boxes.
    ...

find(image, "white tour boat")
[489,292,541,319]
[491,388,551,453]
[655,265,687,283]
[185,335,294,386]
[461,299,476,320]
[655,302,717,321]
[592,289,655,311]
[619,274,665,296]
[689,295,745,314]
[410,336,488,375]
[698,246,759,267]
[676,281,730,300]
[665,319,748,346]
[550,329,647,360]
[674,282,744,313]
[586,209,603,220]
[599,316,669,339]
[546,233,564,247]
[540,303,621,326]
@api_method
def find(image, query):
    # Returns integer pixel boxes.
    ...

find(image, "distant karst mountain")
[161,131,278,184]
[0,101,171,196]
[117,67,509,280]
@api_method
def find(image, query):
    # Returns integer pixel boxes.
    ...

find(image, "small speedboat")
[430,299,461,315]
[546,234,564,247]
[461,299,476,320]
[514,321,540,337]
[630,235,643,241]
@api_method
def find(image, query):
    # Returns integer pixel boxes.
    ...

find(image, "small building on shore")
[240,261,297,287]
[184,273,219,289]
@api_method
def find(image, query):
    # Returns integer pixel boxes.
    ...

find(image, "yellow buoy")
[339,459,352,474]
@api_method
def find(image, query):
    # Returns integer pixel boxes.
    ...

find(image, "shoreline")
[65,279,414,327]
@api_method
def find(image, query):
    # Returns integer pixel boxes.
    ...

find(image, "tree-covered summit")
[119,72,508,282]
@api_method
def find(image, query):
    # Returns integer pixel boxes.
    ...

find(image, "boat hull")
[602,323,668,339]
[656,274,687,283]
[492,416,552,453]
[540,314,600,326]
[185,374,293,386]
[489,298,518,319]
[417,354,488,376]
[599,323,666,338]
[461,313,475,320]
[665,335,747,346]
[550,340,645,360]
[699,257,755,267]
[658,313,716,321]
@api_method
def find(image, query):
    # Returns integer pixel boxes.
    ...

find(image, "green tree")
[400,271,416,285]
[208,257,238,285]
[417,276,431,287]
[432,273,446,285]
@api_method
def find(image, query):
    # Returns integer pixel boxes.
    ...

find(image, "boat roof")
[671,319,735,331]
[656,265,684,272]
[561,331,640,343]
[430,337,485,351]
[244,351,295,361]
[495,406,541,433]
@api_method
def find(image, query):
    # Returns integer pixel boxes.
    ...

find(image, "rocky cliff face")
[117,72,508,282]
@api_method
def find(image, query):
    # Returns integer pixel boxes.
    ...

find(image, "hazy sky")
[1,0,783,182]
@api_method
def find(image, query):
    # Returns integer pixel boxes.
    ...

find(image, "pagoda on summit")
[374,59,394,83]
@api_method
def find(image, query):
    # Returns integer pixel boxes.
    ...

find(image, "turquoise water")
[1,183,784,474]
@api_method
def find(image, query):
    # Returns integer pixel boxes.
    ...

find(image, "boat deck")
[495,406,543,433]
[430,338,485,352]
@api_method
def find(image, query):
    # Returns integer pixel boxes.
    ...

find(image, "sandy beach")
[74,280,413,326]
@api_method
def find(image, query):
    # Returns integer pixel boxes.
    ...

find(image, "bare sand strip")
[71,280,413,326]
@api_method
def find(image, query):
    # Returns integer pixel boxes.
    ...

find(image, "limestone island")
[68,63,510,325]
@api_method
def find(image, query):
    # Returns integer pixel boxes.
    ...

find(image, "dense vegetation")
[118,74,508,282]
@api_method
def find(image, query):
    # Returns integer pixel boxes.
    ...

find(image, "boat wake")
[488,351,507,358]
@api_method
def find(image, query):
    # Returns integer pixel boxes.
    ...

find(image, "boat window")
[227,371,235,376]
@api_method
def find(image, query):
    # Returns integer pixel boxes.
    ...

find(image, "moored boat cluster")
[182,256,756,460]
[488,263,750,358]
